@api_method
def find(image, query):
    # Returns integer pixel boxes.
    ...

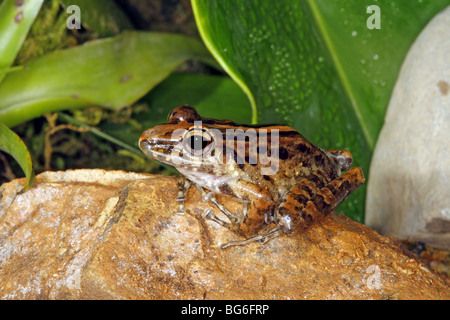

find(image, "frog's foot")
[194,183,241,224]
[327,149,353,171]
[203,209,231,228]
[220,226,281,249]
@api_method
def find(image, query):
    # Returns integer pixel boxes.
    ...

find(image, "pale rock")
[365,7,450,249]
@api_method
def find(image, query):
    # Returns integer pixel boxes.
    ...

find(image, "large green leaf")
[0,122,34,191]
[0,31,215,128]
[192,0,449,222]
[0,0,44,83]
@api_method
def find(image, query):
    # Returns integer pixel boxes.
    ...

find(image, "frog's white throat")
[177,168,233,194]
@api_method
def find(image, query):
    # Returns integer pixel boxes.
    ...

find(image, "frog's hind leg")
[278,167,365,235]
[312,166,365,214]
[173,176,191,215]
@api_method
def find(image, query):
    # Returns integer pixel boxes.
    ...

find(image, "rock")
[365,7,450,250]
[0,169,448,299]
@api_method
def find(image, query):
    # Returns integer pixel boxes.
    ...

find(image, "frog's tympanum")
[139,106,364,248]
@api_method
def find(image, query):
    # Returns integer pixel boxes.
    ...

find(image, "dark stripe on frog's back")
[210,124,338,181]
[212,125,331,166]
[203,121,297,132]
[211,126,302,144]
[200,118,314,152]
[214,126,300,164]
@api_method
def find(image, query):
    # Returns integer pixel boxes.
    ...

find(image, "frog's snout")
[139,125,186,160]
[139,137,176,160]
[138,138,156,158]
[139,127,158,144]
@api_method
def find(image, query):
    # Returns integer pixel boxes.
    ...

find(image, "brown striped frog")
[139,106,364,248]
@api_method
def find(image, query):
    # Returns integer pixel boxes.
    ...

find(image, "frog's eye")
[183,128,214,156]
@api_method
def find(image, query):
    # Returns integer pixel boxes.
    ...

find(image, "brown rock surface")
[0,169,448,299]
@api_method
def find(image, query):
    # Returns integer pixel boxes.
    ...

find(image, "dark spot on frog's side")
[218,184,236,197]
[301,212,313,223]
[314,154,324,165]
[296,143,309,153]
[278,147,289,160]
[303,184,315,197]
[312,193,329,211]
[292,192,308,204]
[329,178,351,199]
[307,173,322,187]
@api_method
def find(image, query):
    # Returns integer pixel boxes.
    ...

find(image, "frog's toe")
[327,149,353,171]
[204,209,231,228]
[220,226,281,249]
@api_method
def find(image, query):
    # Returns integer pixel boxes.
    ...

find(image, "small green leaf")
[0,0,44,83]
[0,122,34,191]
[0,31,215,128]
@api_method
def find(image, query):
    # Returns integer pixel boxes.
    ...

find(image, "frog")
[139,105,364,248]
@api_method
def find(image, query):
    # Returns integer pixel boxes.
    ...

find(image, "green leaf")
[0,0,44,83]
[306,0,449,148]
[0,31,215,128]
[0,122,34,191]
[192,0,449,222]
[60,0,133,36]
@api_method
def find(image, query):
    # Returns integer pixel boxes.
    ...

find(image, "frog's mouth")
[140,138,210,168]
[139,139,178,159]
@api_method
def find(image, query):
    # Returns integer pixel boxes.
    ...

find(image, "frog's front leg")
[219,180,276,236]
[277,167,365,235]
[174,176,191,214]
[200,179,275,238]
[192,183,241,225]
